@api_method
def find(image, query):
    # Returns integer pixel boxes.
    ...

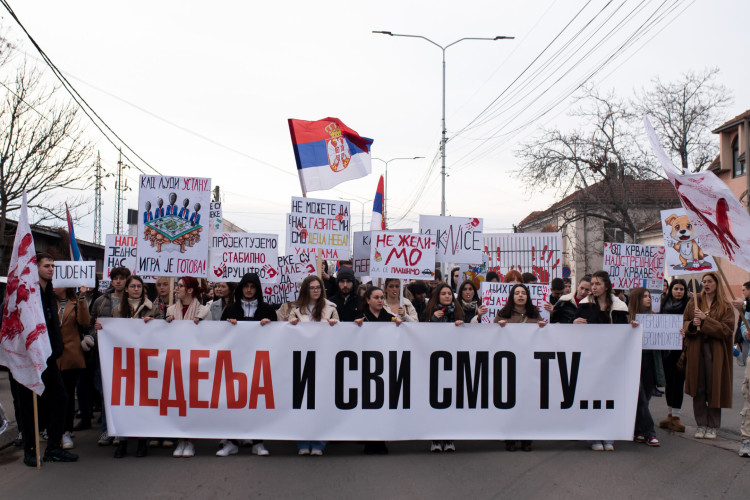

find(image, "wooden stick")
[714,260,750,332]
[691,276,701,332]
[33,393,41,469]
[316,250,323,280]
[169,277,175,306]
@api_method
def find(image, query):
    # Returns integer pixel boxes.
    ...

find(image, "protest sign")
[263,252,317,304]
[288,197,350,259]
[99,319,640,441]
[458,253,490,288]
[660,207,716,275]
[137,175,211,278]
[353,231,371,277]
[602,242,665,290]
[479,282,551,323]
[369,231,436,280]
[105,234,137,278]
[54,261,96,288]
[419,215,483,264]
[209,202,223,237]
[650,290,662,313]
[483,233,563,283]
[636,314,682,350]
[209,233,279,283]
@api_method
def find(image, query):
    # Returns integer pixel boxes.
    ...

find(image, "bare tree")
[0,62,94,264]
[635,67,731,173]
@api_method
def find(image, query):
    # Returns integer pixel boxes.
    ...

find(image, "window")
[732,136,745,178]
[603,224,625,243]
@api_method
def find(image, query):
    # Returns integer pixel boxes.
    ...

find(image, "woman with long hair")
[208,281,236,321]
[288,275,338,455]
[682,272,734,440]
[573,270,633,451]
[457,280,488,324]
[628,288,660,447]
[503,270,523,284]
[383,278,418,322]
[659,279,689,432]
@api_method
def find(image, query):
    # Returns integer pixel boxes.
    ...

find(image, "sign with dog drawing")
[660,208,716,275]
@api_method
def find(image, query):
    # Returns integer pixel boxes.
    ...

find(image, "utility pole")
[93,152,104,244]
[113,148,129,234]
[213,185,221,203]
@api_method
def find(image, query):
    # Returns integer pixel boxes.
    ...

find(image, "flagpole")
[691,277,701,332]
[33,393,41,469]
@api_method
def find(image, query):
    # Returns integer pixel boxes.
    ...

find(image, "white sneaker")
[173,440,186,457]
[430,441,443,452]
[705,427,717,439]
[182,441,195,457]
[443,441,455,452]
[298,448,310,455]
[694,427,707,439]
[252,442,270,456]
[591,442,604,451]
[310,448,323,456]
[62,432,74,450]
[603,443,615,451]
[739,439,750,457]
[216,441,238,457]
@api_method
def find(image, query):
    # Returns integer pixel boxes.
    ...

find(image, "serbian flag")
[371,175,386,230]
[0,192,51,394]
[288,117,373,194]
[645,115,750,272]
[66,203,82,261]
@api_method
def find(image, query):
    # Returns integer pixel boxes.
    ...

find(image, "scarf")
[172,297,202,320]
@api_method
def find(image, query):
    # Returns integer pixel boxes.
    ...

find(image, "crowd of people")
[4,252,750,467]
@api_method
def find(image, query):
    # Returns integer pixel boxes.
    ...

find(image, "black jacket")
[40,280,64,360]
[573,295,629,324]
[363,309,395,322]
[220,273,277,322]
[329,292,363,322]
[550,292,579,324]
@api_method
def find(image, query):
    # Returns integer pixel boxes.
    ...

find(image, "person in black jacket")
[550,276,591,324]
[328,267,362,322]
[658,278,689,433]
[12,252,78,465]
[221,273,277,324]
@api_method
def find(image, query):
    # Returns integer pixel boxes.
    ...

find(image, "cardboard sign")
[104,234,137,279]
[602,242,665,290]
[264,252,318,304]
[483,233,563,283]
[288,197,350,260]
[209,233,279,283]
[457,253,490,288]
[660,207,717,275]
[209,202,223,237]
[54,261,96,288]
[369,231,436,280]
[353,231,371,277]
[137,175,211,278]
[636,313,682,350]
[419,215,483,264]
[479,282,550,323]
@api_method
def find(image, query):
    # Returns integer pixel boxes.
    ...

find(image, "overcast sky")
[3,0,749,249]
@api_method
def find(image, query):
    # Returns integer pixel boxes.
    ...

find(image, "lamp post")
[340,198,373,232]
[373,31,513,216]
[372,156,423,228]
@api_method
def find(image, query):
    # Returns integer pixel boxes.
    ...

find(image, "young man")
[542,278,566,314]
[89,266,130,445]
[550,276,592,324]
[329,267,362,322]
[13,252,78,465]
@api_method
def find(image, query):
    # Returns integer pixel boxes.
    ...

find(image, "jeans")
[297,441,326,451]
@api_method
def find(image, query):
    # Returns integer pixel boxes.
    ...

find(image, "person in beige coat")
[383,278,419,322]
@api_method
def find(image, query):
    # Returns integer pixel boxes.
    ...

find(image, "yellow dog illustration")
[664,214,708,269]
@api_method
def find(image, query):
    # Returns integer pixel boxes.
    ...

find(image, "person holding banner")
[165,277,210,458]
[682,272,734,440]
[383,279,418,322]
[209,282,236,321]
[152,277,172,320]
[658,279,689,433]
[573,270,631,452]
[628,288,660,448]
[550,276,592,324]
[457,280,488,324]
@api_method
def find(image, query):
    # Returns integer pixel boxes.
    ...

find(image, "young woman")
[383,278,418,322]
[628,288,660,447]
[457,280,488,324]
[209,281,236,321]
[55,286,90,451]
[424,283,464,452]
[503,270,523,284]
[494,283,546,452]
[152,277,172,319]
[573,270,633,452]
[166,277,210,457]
[288,275,338,455]
[354,286,401,454]
[682,272,734,440]
[659,279,689,432]
[450,267,460,293]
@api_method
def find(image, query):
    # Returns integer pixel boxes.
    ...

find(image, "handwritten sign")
[288,197,350,260]
[137,175,211,278]
[264,252,318,304]
[479,282,550,323]
[209,233,279,283]
[636,314,682,350]
[209,202,223,237]
[660,207,716,276]
[353,231,371,278]
[104,234,136,278]
[54,261,96,288]
[420,215,483,263]
[482,233,563,283]
[603,242,665,290]
[369,231,436,280]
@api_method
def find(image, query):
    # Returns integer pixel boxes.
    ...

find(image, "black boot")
[73,418,92,431]
[114,441,127,458]
[136,439,148,458]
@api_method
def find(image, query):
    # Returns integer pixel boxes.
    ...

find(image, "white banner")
[603,242,665,290]
[483,233,563,283]
[263,253,318,304]
[99,319,640,440]
[209,202,223,237]
[288,197,350,260]
[479,282,551,323]
[137,175,211,278]
[369,231,436,280]
[660,207,717,275]
[208,233,279,283]
[636,314,682,350]
[53,261,96,288]
[420,215,483,264]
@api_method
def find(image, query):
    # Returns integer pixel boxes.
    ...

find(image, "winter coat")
[683,298,734,408]
[550,292,581,324]
[363,309,396,322]
[573,295,629,324]
[494,308,541,324]
[384,297,419,322]
[220,273,277,322]
[428,304,460,323]
[40,280,64,360]
[89,288,119,339]
[288,299,339,322]
[56,296,90,371]
[115,297,161,319]
[209,299,230,321]
[329,292,363,322]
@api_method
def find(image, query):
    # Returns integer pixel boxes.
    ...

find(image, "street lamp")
[373,31,513,216]
[340,198,373,232]
[372,156,424,228]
